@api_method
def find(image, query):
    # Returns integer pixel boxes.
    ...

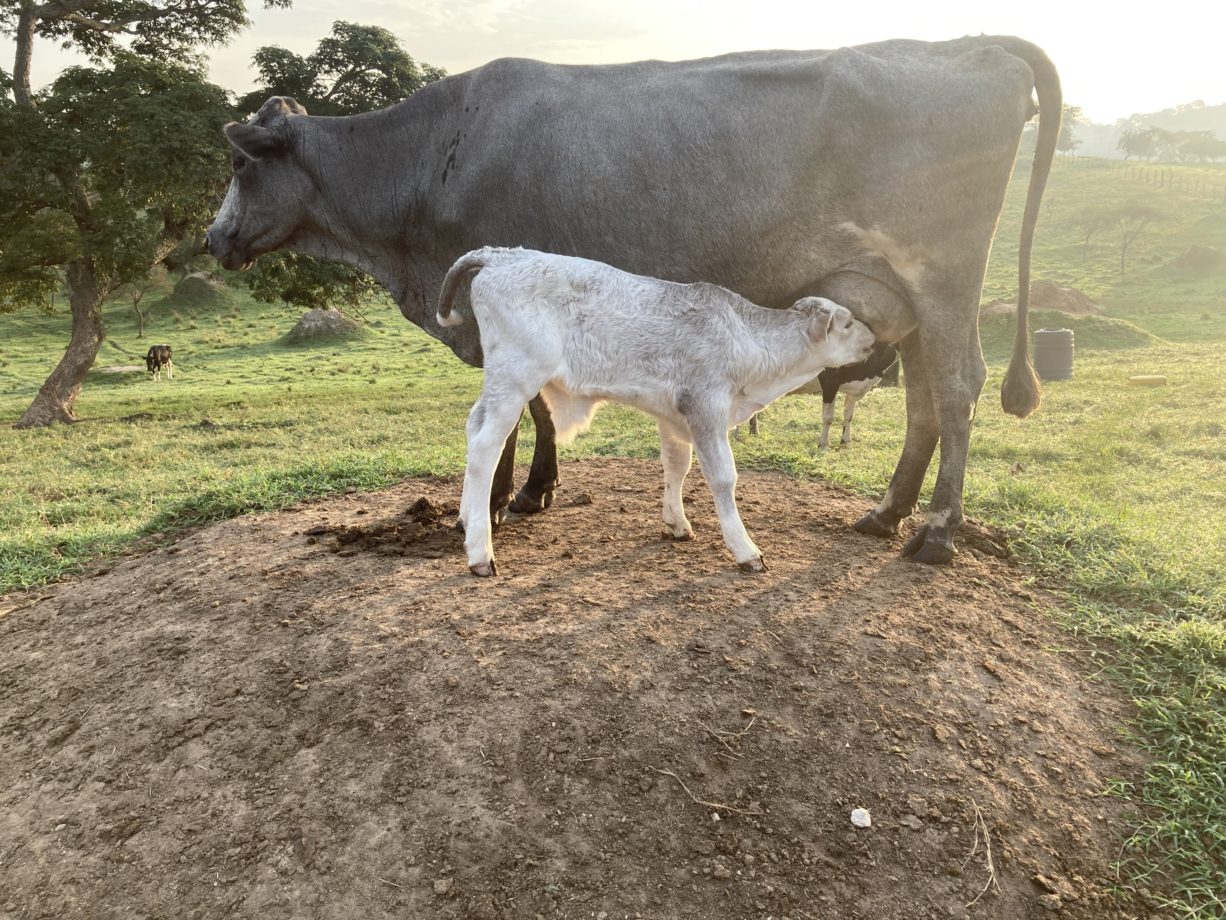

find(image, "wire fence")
[1054,154,1226,202]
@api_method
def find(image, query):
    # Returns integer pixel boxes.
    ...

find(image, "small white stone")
[850,808,872,828]
[711,811,721,822]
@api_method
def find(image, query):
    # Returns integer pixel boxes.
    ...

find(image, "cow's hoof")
[854,510,898,538]
[902,526,956,565]
[509,486,554,515]
[738,556,767,573]
[469,560,498,577]
[662,526,694,542]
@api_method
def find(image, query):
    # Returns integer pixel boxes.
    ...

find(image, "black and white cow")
[145,344,173,381]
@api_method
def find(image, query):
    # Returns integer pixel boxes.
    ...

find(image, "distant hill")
[1073,100,1226,159]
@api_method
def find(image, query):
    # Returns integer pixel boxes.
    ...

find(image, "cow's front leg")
[509,394,559,514]
[840,393,861,445]
[819,400,836,450]
[854,332,937,539]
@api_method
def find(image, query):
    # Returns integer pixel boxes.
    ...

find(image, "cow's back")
[422,38,1036,308]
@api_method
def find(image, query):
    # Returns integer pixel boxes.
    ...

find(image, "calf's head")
[793,296,876,367]
[205,97,314,271]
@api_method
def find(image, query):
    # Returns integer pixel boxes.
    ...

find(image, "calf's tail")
[995,36,1062,418]
[436,248,495,327]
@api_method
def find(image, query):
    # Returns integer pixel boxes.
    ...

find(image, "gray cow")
[206,35,1060,564]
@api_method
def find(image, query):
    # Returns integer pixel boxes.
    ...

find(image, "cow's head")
[205,97,312,271]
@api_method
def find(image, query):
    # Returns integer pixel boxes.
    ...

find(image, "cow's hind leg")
[899,308,987,564]
[488,418,521,527]
[509,394,559,514]
[854,332,938,538]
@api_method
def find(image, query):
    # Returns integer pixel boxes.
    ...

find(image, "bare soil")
[0,459,1153,920]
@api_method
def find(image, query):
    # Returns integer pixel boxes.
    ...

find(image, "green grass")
[2,158,1226,916]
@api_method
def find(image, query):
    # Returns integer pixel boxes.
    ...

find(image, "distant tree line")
[1117,127,1226,163]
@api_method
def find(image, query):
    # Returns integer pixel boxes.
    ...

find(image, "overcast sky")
[5,0,1224,123]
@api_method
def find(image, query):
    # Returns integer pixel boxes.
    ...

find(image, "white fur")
[445,247,876,575]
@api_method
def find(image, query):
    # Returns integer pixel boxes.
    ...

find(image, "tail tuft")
[1001,351,1041,418]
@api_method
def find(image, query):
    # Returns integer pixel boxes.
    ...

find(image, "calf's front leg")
[688,412,764,572]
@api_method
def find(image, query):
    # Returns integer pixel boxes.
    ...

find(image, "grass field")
[2,157,1225,916]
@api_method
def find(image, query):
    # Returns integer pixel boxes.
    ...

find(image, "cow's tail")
[996,37,1061,418]
[436,248,500,327]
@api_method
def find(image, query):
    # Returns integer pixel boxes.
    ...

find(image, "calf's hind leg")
[461,387,534,576]
[658,421,694,540]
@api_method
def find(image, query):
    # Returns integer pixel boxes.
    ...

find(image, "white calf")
[437,247,875,576]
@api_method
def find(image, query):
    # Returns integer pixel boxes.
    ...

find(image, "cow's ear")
[224,121,285,161]
[256,95,308,120]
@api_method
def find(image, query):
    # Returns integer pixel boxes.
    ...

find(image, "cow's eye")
[232,156,247,173]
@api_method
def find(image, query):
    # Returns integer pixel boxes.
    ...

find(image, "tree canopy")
[237,20,445,117]
[1,54,233,312]
[2,0,285,426]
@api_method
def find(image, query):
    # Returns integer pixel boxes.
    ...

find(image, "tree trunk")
[15,261,108,428]
[134,302,145,337]
[13,2,37,110]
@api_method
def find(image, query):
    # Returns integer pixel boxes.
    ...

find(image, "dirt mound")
[313,496,461,559]
[983,281,1103,317]
[0,459,1148,920]
[282,308,363,343]
[1169,245,1223,274]
[168,272,230,309]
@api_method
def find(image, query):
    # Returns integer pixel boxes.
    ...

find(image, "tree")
[1111,202,1165,274]
[1118,126,1158,161]
[1176,131,1226,163]
[1070,205,1112,261]
[1,0,287,428]
[237,21,444,314]
[1057,104,1083,156]
[119,266,167,337]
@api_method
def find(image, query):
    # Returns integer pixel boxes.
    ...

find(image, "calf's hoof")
[738,556,767,573]
[901,525,956,565]
[854,509,899,538]
[509,485,555,515]
[662,525,694,542]
[469,559,498,577]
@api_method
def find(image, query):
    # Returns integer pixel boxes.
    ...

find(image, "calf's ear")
[806,305,836,342]
[224,122,285,161]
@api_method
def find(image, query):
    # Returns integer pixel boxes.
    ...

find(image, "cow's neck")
[284,105,470,353]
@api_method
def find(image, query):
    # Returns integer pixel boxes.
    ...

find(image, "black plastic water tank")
[1033,327,1074,381]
